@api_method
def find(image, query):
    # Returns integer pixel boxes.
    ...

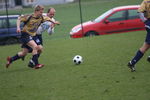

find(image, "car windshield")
[93,9,113,23]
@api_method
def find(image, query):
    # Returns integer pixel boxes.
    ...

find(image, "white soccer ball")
[73,55,83,65]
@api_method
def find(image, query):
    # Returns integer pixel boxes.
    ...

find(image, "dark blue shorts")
[145,28,150,44]
[145,20,150,44]
[20,32,33,45]
[21,34,43,53]
[33,34,43,45]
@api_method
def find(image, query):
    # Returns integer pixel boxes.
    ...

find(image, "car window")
[93,9,113,23]
[0,17,18,28]
[128,9,139,19]
[0,19,8,28]
[107,10,127,22]
[9,18,17,27]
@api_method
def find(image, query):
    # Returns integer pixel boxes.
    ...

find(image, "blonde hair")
[34,5,44,11]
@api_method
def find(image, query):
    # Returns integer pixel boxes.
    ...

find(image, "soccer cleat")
[147,56,150,62]
[34,64,44,69]
[28,62,34,68]
[28,60,35,68]
[127,61,136,72]
[6,57,12,68]
[21,56,25,61]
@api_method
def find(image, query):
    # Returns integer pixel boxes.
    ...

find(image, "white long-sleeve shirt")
[36,17,55,35]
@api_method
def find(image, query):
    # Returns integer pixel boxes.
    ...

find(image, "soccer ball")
[73,55,83,65]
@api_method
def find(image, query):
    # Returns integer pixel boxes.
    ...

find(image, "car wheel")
[85,31,98,37]
[5,37,19,44]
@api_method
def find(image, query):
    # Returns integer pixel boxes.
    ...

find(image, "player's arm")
[138,1,147,22]
[43,16,60,25]
[45,22,54,35]
[54,21,60,25]
[139,12,147,22]
[36,21,52,35]
[16,16,21,33]
[16,15,29,33]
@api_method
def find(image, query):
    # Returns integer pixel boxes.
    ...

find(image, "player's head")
[47,7,56,18]
[34,5,44,16]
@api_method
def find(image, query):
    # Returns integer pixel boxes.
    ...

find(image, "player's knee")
[140,43,150,53]
[38,48,43,54]
[38,50,42,54]
[32,45,39,51]
[37,45,43,52]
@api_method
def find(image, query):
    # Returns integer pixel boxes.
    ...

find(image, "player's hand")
[17,27,21,33]
[55,21,60,25]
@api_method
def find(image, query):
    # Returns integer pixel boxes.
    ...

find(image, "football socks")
[31,54,39,65]
[131,50,144,65]
[11,54,21,62]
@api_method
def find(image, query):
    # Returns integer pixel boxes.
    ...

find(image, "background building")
[0,0,75,9]
[0,0,15,9]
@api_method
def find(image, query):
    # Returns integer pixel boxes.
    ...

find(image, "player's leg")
[146,27,150,62]
[146,29,150,62]
[28,35,44,69]
[128,43,150,71]
[20,44,33,61]
[35,34,43,58]
[28,45,43,68]
[128,27,150,72]
[27,40,44,69]
[6,48,29,68]
[37,44,43,57]
[36,35,44,68]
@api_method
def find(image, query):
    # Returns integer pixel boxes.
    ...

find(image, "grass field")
[1,0,150,100]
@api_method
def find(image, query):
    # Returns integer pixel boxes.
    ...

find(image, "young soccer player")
[6,5,56,69]
[127,0,150,72]
[28,7,60,67]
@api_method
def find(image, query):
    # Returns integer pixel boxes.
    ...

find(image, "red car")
[70,5,145,38]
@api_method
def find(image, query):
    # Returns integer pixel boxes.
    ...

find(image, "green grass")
[1,31,150,100]
[1,0,150,100]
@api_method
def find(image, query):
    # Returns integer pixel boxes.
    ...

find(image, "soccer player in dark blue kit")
[128,0,150,72]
